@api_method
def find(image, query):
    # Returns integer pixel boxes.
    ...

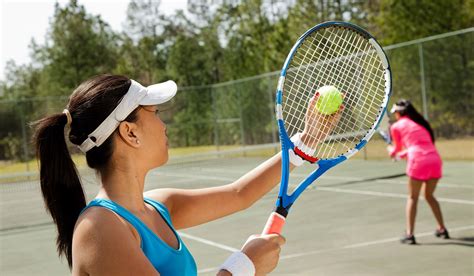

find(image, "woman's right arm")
[217,234,286,276]
[388,125,404,158]
[72,208,159,276]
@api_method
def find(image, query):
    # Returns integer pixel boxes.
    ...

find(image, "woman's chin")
[156,153,169,167]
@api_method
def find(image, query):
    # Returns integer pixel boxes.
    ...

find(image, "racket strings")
[314,39,384,156]
[284,31,330,136]
[282,26,387,159]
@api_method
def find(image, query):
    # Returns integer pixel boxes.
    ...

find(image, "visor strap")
[78,80,147,153]
[390,104,406,113]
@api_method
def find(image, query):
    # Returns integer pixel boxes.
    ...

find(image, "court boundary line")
[154,171,474,205]
[312,186,474,205]
[178,232,239,252]
[194,224,474,274]
[198,167,472,189]
[4,169,469,233]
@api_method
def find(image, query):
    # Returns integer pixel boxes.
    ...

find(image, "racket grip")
[262,212,286,235]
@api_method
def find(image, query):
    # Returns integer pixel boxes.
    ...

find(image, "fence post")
[211,87,220,152]
[267,77,278,153]
[418,43,429,119]
[237,87,246,156]
[19,102,31,177]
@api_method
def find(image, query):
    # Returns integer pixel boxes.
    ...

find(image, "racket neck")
[274,203,290,218]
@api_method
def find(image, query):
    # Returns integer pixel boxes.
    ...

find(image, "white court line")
[194,225,474,273]
[313,186,474,205]
[152,171,234,182]
[280,224,474,259]
[198,267,220,274]
[154,171,474,205]
[199,167,471,189]
[178,232,238,252]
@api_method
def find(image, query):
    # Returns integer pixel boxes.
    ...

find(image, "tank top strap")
[143,197,173,225]
[81,198,150,239]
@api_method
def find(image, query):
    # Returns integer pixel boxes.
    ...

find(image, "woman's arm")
[145,152,292,229]
[388,125,403,157]
[147,95,343,230]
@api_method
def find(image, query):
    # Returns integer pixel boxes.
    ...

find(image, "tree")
[376,0,474,136]
[36,0,119,96]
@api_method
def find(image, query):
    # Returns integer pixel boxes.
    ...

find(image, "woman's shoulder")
[74,206,139,250]
[392,117,411,129]
[72,207,159,275]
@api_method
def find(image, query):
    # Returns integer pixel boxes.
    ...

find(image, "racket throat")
[275,197,291,217]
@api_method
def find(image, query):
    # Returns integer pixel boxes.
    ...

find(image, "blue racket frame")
[274,21,392,214]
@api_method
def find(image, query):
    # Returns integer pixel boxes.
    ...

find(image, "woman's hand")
[241,234,286,275]
[300,92,344,148]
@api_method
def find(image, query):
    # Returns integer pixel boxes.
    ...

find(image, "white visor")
[390,104,405,113]
[79,79,177,153]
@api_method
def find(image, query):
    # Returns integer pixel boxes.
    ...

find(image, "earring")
[136,140,140,145]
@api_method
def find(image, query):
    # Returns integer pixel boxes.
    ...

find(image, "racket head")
[277,21,392,163]
[275,21,392,209]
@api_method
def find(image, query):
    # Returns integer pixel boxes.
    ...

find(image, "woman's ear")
[117,121,140,148]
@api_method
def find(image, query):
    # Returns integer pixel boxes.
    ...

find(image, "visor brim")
[139,80,177,106]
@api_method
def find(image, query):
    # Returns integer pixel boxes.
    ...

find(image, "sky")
[0,0,188,80]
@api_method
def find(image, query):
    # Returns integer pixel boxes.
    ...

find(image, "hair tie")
[62,109,72,127]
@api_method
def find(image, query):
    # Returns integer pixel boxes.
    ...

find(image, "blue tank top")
[81,198,197,275]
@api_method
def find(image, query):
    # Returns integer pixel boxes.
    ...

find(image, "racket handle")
[262,212,286,235]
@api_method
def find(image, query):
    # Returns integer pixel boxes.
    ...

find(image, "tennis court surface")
[1,152,473,275]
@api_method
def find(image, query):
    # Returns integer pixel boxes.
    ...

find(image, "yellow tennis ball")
[315,85,343,115]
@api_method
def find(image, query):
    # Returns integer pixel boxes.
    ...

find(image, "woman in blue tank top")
[33,75,289,275]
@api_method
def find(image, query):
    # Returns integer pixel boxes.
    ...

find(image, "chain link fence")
[1,28,473,178]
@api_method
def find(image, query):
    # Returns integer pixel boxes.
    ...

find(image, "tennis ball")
[315,85,343,115]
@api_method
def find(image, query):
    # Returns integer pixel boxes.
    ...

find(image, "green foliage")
[39,0,119,94]
[0,0,473,160]
[377,0,473,44]
[378,0,474,137]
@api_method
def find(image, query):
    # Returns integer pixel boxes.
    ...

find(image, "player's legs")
[423,179,449,238]
[406,178,423,236]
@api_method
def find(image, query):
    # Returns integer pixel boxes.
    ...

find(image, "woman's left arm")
[145,152,290,230]
[388,125,403,157]
[147,95,342,230]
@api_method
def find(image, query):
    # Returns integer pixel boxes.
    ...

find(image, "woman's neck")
[97,158,149,213]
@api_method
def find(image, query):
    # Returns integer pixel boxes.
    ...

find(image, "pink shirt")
[389,116,442,180]
[389,116,438,159]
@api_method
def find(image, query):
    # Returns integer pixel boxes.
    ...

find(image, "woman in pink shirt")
[388,99,449,244]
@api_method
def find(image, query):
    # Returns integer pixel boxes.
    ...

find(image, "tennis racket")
[262,21,392,235]
[377,112,392,144]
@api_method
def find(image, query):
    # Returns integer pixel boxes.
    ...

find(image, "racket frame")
[274,21,392,216]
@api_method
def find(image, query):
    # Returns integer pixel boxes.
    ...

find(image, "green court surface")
[1,158,473,275]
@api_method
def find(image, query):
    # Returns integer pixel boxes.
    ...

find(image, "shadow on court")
[319,173,407,187]
[420,236,474,248]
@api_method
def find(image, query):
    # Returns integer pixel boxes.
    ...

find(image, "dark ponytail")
[33,74,139,268]
[395,99,435,143]
[33,113,85,267]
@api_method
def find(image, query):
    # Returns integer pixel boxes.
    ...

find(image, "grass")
[362,137,474,160]
[1,137,472,183]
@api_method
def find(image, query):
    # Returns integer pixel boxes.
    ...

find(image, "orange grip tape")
[262,212,286,235]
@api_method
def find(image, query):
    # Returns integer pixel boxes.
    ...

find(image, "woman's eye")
[155,109,160,116]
